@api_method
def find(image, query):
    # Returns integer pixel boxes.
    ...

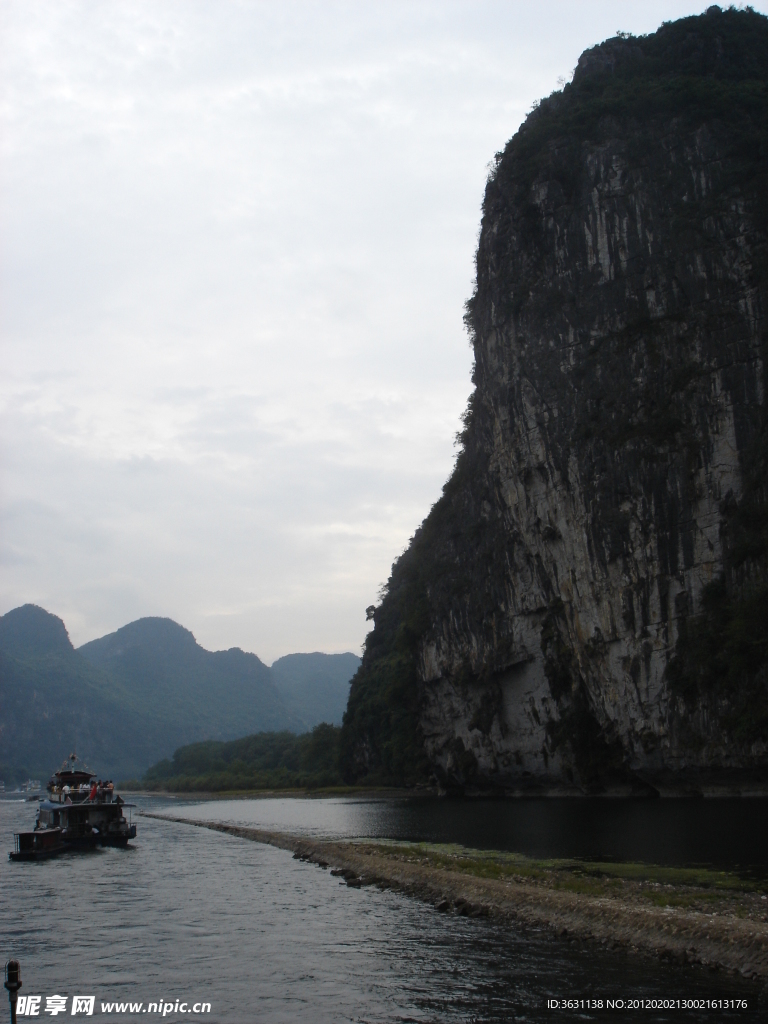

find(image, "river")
[0,795,760,1022]
[163,793,768,874]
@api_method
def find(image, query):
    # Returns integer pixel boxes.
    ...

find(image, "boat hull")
[61,833,101,851]
[9,846,65,862]
[98,824,137,847]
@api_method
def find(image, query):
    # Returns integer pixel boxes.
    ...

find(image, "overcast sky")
[2,1,763,661]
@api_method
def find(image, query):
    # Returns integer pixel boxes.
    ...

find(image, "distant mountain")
[79,616,298,745]
[0,605,151,783]
[270,652,360,728]
[0,603,72,659]
[0,605,360,785]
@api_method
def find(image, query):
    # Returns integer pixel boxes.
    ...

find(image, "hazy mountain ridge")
[0,604,359,783]
[78,616,295,740]
[271,652,359,731]
[0,606,153,782]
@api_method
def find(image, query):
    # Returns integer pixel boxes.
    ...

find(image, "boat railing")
[51,790,118,805]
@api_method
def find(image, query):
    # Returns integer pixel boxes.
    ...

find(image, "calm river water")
[166,794,768,875]
[0,796,762,1023]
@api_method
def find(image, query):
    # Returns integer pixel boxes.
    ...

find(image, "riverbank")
[143,812,768,984]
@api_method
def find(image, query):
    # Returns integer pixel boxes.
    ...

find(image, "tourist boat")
[8,754,137,860]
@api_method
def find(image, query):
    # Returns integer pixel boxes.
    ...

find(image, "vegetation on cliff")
[339,435,505,786]
[667,431,768,748]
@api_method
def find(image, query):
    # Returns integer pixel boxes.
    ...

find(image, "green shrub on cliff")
[339,506,440,786]
[668,578,768,744]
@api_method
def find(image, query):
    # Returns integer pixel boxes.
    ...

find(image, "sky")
[2,1,765,662]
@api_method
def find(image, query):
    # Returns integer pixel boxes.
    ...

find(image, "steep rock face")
[342,8,768,793]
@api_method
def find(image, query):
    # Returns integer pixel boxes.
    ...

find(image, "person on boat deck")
[62,784,70,797]
[89,781,98,801]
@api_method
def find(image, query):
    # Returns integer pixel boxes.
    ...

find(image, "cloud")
[2,0,762,660]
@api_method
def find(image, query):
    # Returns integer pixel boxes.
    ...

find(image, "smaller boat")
[10,827,65,861]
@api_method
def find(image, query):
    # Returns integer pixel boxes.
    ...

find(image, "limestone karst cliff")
[340,7,768,794]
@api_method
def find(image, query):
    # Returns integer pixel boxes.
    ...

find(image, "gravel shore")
[144,812,768,983]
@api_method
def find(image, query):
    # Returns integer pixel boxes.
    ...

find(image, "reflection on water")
[0,797,760,1023]
[170,794,768,873]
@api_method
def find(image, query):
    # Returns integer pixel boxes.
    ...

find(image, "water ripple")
[0,798,759,1023]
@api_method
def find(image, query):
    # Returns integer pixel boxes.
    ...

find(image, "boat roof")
[54,771,94,784]
[50,753,96,782]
